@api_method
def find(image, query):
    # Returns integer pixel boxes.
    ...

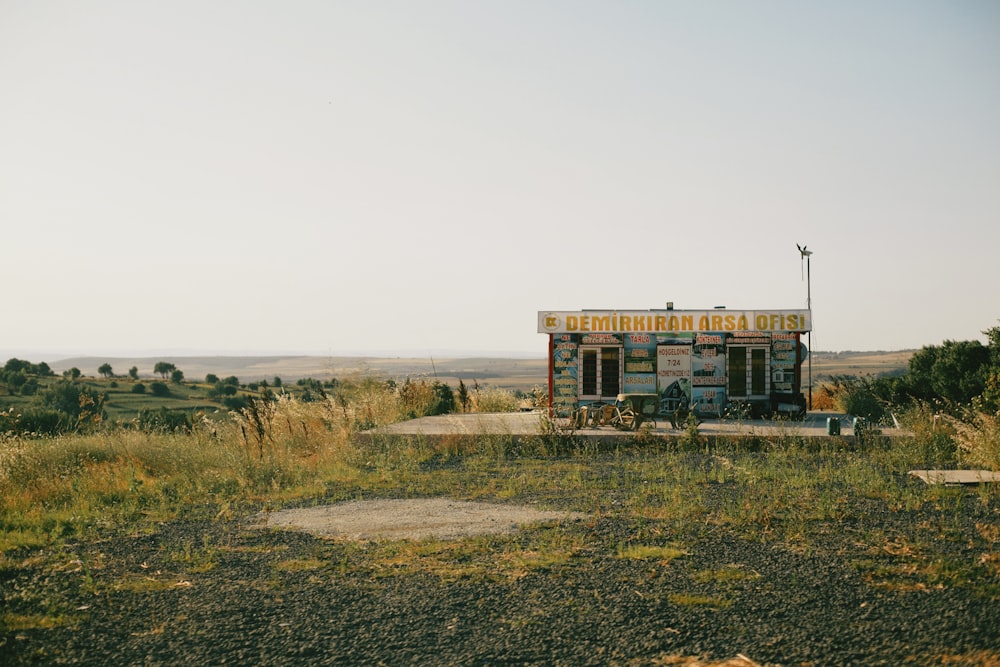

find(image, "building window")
[728,346,769,399]
[580,346,621,400]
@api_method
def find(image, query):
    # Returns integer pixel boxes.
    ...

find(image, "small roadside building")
[537,307,811,419]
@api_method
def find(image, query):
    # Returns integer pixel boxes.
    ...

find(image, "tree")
[4,358,30,374]
[457,378,470,412]
[64,367,82,380]
[154,362,177,379]
[128,366,139,381]
[4,359,51,376]
[3,370,27,394]
[907,340,990,404]
[98,363,114,379]
[985,325,1000,369]
[205,373,219,385]
[431,381,455,415]
[170,369,184,384]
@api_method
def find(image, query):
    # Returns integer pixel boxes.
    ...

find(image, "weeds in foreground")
[3,395,1000,561]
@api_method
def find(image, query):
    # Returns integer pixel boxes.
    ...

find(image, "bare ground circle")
[258,498,587,541]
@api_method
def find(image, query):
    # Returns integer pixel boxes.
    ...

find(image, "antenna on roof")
[796,243,811,281]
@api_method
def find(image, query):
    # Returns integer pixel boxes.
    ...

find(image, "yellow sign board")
[538,309,811,335]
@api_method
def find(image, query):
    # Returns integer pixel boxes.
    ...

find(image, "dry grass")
[947,410,1000,470]
[653,656,769,667]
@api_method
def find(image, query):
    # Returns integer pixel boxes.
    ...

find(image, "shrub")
[828,375,887,423]
[149,382,170,397]
[811,384,837,410]
[223,395,249,411]
[1,407,69,435]
[131,383,146,394]
[137,407,192,433]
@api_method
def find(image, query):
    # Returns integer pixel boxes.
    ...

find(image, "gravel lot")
[3,482,999,665]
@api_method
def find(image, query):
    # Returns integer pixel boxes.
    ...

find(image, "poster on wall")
[692,332,726,415]
[691,386,726,416]
[551,334,578,416]
[624,333,657,393]
[656,343,691,414]
[770,333,798,394]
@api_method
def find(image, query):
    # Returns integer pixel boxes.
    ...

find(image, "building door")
[580,346,621,401]
[727,346,769,400]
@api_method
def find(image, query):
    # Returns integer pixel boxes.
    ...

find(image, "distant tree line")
[1,358,53,397]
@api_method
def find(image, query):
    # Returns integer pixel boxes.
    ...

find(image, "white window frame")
[579,345,623,401]
[727,345,770,400]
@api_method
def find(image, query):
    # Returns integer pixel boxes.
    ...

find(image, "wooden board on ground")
[909,470,1000,485]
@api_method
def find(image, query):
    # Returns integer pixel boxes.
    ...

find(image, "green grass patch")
[617,544,687,563]
[667,593,732,609]
[0,612,82,631]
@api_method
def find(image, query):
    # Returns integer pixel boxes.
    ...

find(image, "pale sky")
[2,1,998,360]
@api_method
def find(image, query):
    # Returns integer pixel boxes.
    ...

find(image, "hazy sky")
[2,1,998,359]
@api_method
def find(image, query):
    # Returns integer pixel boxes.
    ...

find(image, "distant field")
[809,349,914,381]
[47,356,551,392]
[41,350,912,397]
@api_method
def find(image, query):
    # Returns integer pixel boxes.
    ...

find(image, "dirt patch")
[258,498,587,541]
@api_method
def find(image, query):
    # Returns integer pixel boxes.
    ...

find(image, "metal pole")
[807,254,812,411]
[797,243,814,412]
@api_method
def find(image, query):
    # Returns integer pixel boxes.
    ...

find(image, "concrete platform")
[373,410,906,441]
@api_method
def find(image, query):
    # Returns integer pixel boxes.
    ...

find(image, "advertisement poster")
[770,333,798,394]
[624,332,657,393]
[692,332,726,415]
[551,334,578,416]
[691,386,725,416]
[656,343,691,414]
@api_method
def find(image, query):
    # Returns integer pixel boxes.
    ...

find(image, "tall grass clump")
[886,401,958,469]
[0,428,232,548]
[0,374,481,549]
[947,409,1000,470]
[469,385,520,413]
[0,389,405,548]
